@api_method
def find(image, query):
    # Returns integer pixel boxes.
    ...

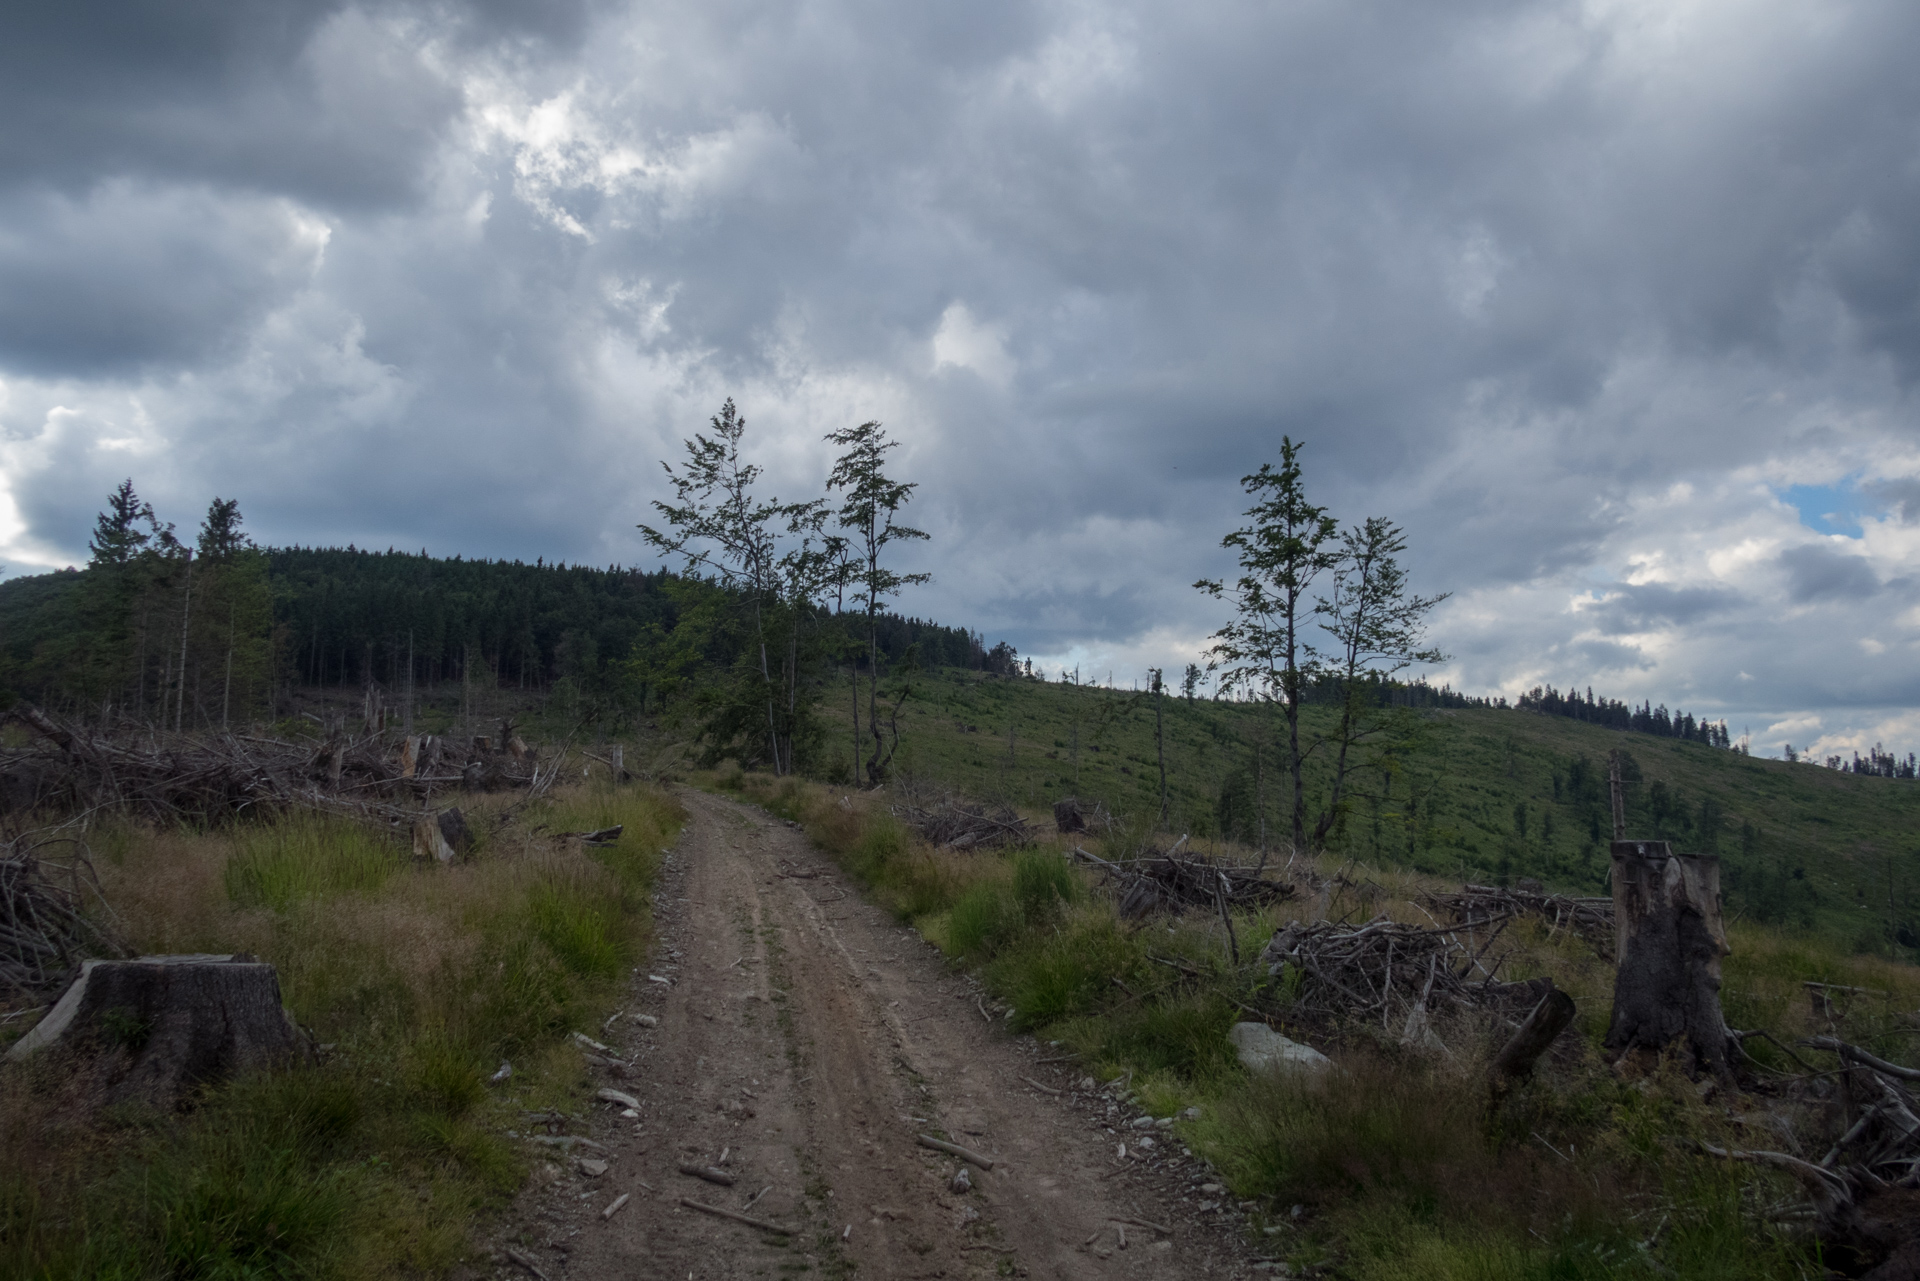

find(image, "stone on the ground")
[949,1166,972,1194]
[1229,1022,1332,1075]
[577,1158,609,1177]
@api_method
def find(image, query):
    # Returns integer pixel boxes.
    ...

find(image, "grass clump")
[225,812,400,911]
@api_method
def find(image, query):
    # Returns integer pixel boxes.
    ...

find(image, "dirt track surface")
[490,787,1259,1280]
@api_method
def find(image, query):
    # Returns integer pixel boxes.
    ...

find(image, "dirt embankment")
[486,787,1262,1280]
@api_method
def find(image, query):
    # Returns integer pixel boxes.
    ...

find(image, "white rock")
[632,1014,659,1027]
[577,1158,609,1177]
[1154,1117,1174,1128]
[1130,1116,1157,1130]
[1229,1022,1332,1075]
[949,1167,972,1194]
[597,1087,641,1109]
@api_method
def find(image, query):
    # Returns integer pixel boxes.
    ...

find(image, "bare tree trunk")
[221,599,236,729]
[1605,839,1735,1078]
[1608,750,1627,839]
[175,553,193,733]
[1154,672,1169,828]
[850,661,861,784]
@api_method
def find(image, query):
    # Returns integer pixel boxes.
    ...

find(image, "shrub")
[946,883,1017,958]
[1011,849,1077,923]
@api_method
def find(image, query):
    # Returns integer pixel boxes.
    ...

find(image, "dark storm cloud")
[1587,585,1741,634]
[0,184,321,376]
[0,0,590,209]
[1864,478,1920,524]
[1778,544,1881,603]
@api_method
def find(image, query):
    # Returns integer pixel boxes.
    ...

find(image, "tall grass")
[0,778,683,1280]
[225,812,401,910]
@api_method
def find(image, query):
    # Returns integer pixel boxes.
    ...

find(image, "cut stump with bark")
[5,954,311,1108]
[1604,840,1735,1078]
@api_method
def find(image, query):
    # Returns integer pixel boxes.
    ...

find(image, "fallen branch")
[916,1133,996,1170]
[677,1197,795,1235]
[676,1162,735,1186]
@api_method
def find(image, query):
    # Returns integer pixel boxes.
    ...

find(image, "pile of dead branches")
[1070,841,1295,918]
[0,702,557,826]
[893,795,1036,850]
[1257,916,1551,1037]
[1,834,127,1002]
[1420,883,1616,961]
[1705,1035,1920,1271]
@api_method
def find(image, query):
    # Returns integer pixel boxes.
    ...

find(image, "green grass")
[225,813,402,911]
[807,667,1920,956]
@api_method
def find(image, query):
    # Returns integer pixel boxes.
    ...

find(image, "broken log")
[1490,984,1577,1084]
[413,814,455,863]
[916,1133,996,1170]
[1604,840,1735,1078]
[677,1161,735,1186]
[677,1197,794,1235]
[6,954,310,1108]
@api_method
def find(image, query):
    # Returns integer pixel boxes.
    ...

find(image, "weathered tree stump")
[1604,840,1734,1077]
[5,954,310,1108]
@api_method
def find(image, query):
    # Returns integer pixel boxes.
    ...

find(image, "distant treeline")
[270,545,1006,692]
[0,538,1017,724]
[1785,743,1918,779]
[1516,684,1733,748]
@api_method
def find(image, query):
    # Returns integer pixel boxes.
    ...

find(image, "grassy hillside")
[817,669,1920,954]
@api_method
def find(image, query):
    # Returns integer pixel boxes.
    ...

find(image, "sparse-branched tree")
[641,400,840,774]
[826,420,929,784]
[1308,516,1447,846]
[1197,438,1339,853]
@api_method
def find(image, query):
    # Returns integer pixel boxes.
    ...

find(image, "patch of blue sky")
[1778,476,1870,538]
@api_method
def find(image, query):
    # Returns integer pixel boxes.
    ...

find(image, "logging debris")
[1420,883,1616,961]
[1068,843,1294,918]
[892,795,1036,850]
[1258,916,1565,1035]
[0,702,563,829]
[1704,1035,1920,1273]
[0,832,128,1002]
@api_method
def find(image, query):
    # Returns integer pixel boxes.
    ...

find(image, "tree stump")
[5,954,311,1108]
[1604,840,1734,1077]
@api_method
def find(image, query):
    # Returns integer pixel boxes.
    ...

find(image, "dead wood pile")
[1,834,128,1002]
[1421,883,1616,960]
[1070,842,1295,917]
[0,702,558,825]
[893,795,1037,850]
[1258,916,1554,1036]
[1706,1035,1920,1275]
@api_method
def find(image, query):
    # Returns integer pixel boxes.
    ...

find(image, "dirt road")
[492,787,1257,1280]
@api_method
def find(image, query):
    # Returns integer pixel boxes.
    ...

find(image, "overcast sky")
[2,0,1918,760]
